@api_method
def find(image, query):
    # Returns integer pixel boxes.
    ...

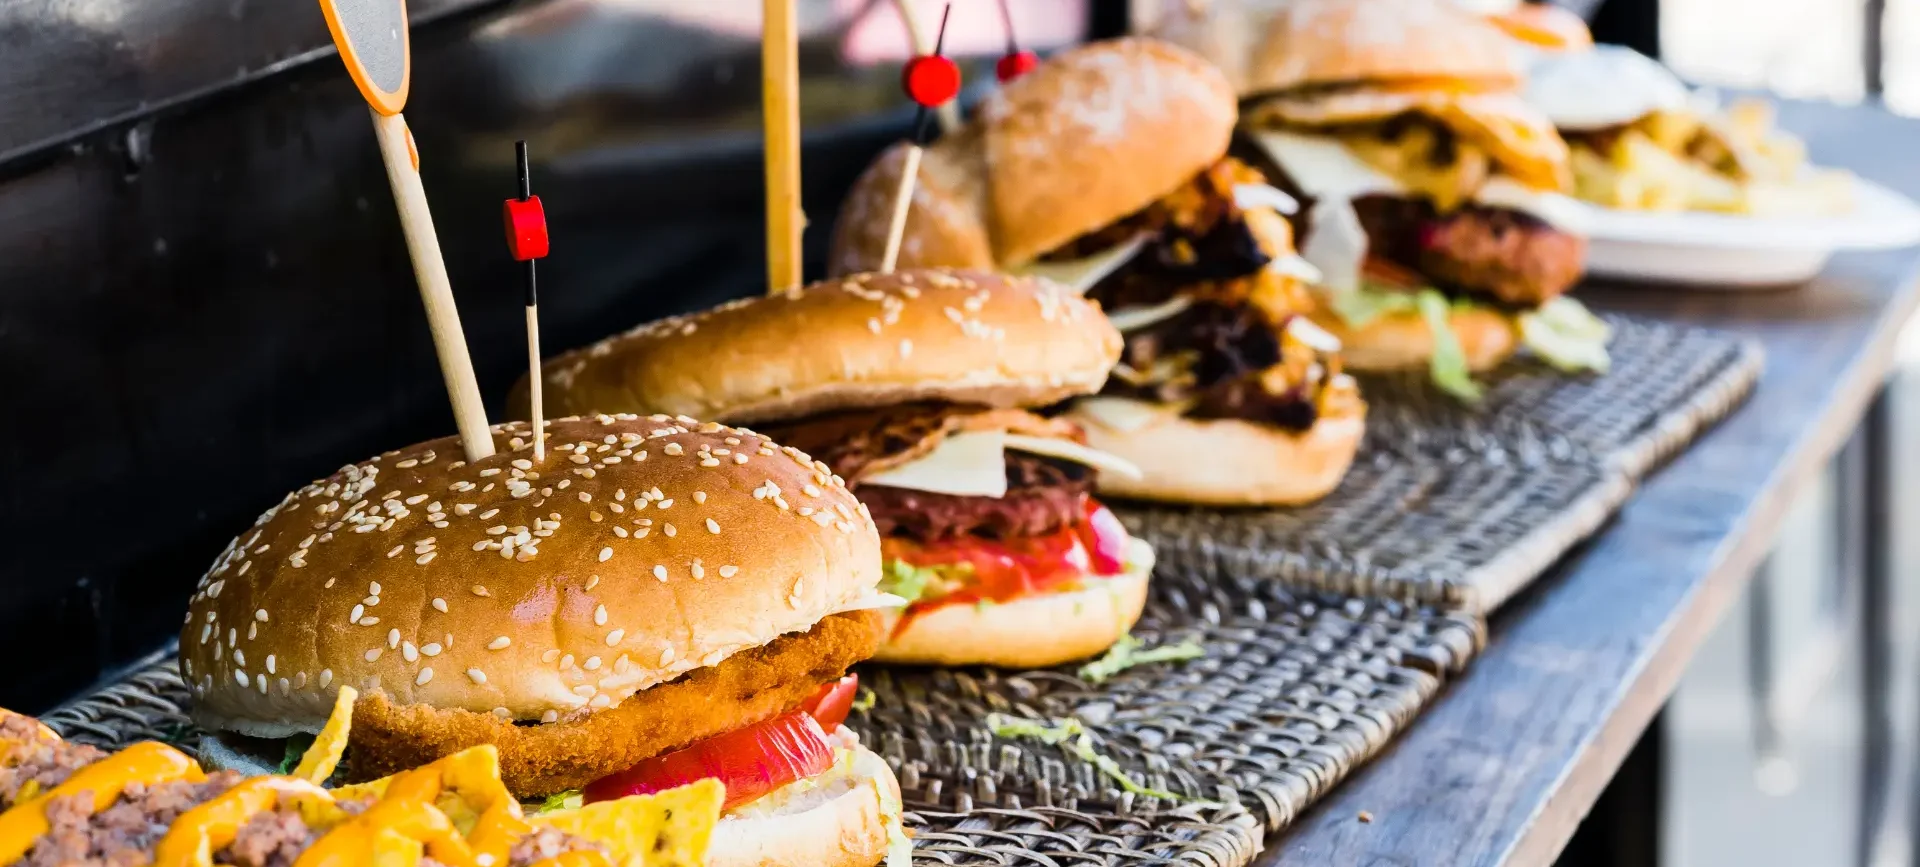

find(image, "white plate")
[1578,178,1920,288]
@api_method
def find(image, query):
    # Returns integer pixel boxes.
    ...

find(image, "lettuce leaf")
[279,734,315,775]
[1327,282,1421,328]
[1078,635,1206,684]
[530,790,583,815]
[1518,297,1613,374]
[1416,290,1484,402]
[878,560,970,605]
[986,714,1192,802]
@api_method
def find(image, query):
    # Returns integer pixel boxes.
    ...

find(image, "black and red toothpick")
[503,140,550,460]
[995,0,1038,82]
[880,4,959,273]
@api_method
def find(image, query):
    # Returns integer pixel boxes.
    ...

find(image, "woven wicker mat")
[40,571,1481,863]
[1123,316,1760,614]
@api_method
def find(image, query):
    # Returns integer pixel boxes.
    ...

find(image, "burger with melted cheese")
[1214,0,1610,398]
[181,416,907,867]
[522,269,1156,668]
[828,37,1364,506]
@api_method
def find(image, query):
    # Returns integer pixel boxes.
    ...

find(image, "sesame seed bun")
[1063,382,1366,506]
[518,269,1122,426]
[873,540,1153,668]
[1307,306,1518,372]
[180,415,883,739]
[1245,0,1522,95]
[709,744,902,867]
[829,37,1236,275]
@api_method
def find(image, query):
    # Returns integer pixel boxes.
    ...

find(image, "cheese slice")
[1003,434,1144,480]
[1070,397,1171,433]
[1299,195,1370,293]
[1248,128,1587,230]
[1105,296,1193,333]
[863,430,1009,498]
[832,592,912,613]
[1013,235,1148,294]
[1233,182,1301,215]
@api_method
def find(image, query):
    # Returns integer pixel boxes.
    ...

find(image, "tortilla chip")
[531,779,724,867]
[292,686,357,784]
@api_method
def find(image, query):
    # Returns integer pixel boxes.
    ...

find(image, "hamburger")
[520,269,1158,667]
[180,415,907,866]
[828,37,1365,506]
[1204,0,1610,398]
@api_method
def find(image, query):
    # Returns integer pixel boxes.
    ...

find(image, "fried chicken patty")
[347,610,885,797]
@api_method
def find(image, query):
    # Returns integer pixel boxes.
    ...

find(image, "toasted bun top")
[829,38,1236,274]
[182,415,882,733]
[1247,0,1522,95]
[524,269,1122,425]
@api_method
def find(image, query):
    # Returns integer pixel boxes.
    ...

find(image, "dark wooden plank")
[1266,100,1920,865]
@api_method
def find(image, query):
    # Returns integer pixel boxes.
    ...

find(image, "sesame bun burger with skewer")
[517,269,1156,668]
[180,415,910,867]
[1194,0,1609,400]
[826,37,1365,506]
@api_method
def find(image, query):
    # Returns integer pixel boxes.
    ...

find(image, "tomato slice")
[801,675,859,730]
[1077,501,1130,575]
[582,711,834,811]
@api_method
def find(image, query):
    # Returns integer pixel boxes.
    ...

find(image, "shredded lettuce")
[879,560,970,605]
[1415,290,1484,402]
[1518,297,1613,374]
[986,714,1188,802]
[278,734,316,775]
[530,790,583,815]
[877,769,913,867]
[852,687,877,713]
[1328,283,1421,328]
[1078,635,1206,684]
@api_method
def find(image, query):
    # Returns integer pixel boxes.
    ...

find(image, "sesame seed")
[422,643,442,656]
[320,669,333,688]
[360,616,380,626]
[594,605,608,626]
[234,670,249,687]
[489,636,512,650]
[607,629,625,645]
[719,565,739,578]
[542,649,561,663]
[365,648,382,662]
[480,508,499,520]
[512,459,533,470]
[472,586,489,597]
[416,668,433,685]
[432,598,448,613]
[706,518,721,534]
[266,655,276,674]
[492,707,510,719]
[664,443,683,456]
[585,575,600,590]
[387,629,400,649]
[364,595,380,607]
[652,565,668,581]
[467,669,487,684]
[664,524,677,537]
[560,654,575,670]
[402,642,418,662]
[416,551,436,565]
[234,649,246,667]
[542,710,560,723]
[589,695,611,709]
[691,560,705,579]
[598,547,613,562]
[405,494,428,505]
[255,609,269,622]
[584,656,602,671]
[387,545,404,559]
[349,604,365,623]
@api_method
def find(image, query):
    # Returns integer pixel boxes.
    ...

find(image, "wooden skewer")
[369,110,495,461]
[762,0,804,294]
[879,145,925,273]
[891,0,960,133]
[514,141,545,463]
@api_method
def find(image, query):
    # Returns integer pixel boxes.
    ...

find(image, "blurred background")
[0,0,1917,864]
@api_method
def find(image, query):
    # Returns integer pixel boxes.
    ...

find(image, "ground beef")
[1352,196,1583,307]
[508,826,609,867]
[0,715,107,809]
[1415,206,1586,306]
[860,452,1094,542]
[217,808,320,867]
[21,771,245,867]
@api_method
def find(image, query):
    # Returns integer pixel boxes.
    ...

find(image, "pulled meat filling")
[1064,158,1278,311]
[1103,302,1331,432]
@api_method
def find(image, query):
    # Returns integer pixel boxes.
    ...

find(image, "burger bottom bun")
[1068,400,1366,506]
[710,743,903,867]
[1309,307,1518,372]
[873,540,1153,668]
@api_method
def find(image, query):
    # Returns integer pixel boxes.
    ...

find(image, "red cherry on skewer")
[902,54,961,108]
[997,50,1039,82]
